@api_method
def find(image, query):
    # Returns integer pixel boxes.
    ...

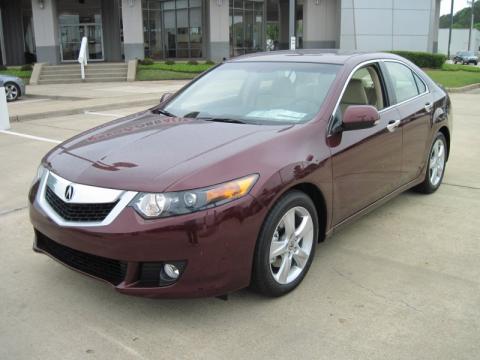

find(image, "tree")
[439,0,480,28]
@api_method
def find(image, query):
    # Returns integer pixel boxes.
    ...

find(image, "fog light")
[163,263,180,279]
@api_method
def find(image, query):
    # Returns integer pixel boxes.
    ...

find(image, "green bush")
[165,60,175,65]
[0,65,7,71]
[205,60,215,65]
[187,60,198,65]
[139,57,154,65]
[20,64,33,71]
[389,51,447,69]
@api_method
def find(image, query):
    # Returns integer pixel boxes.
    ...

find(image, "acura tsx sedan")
[29,51,452,298]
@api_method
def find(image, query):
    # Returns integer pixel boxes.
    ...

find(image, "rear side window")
[385,62,426,103]
[413,73,427,94]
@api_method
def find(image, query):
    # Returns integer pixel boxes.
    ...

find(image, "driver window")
[332,65,385,130]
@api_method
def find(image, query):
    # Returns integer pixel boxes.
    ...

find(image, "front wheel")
[251,191,318,297]
[415,132,447,194]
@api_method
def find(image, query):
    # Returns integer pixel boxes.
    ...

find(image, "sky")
[440,0,471,15]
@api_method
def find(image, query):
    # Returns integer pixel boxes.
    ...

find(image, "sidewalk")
[8,80,188,122]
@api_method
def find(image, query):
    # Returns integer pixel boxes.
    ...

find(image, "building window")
[143,0,203,59]
[230,0,265,57]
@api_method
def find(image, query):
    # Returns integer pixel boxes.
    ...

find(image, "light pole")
[448,0,455,59]
[467,0,475,51]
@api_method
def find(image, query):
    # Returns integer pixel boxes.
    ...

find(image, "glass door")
[60,24,104,62]
[85,24,104,60]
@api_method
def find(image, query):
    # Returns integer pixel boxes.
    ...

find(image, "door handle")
[386,119,401,132]
[425,103,433,113]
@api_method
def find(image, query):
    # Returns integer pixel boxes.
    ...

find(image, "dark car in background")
[453,51,478,65]
[29,51,452,298]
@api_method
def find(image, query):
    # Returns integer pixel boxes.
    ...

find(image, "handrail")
[78,36,88,80]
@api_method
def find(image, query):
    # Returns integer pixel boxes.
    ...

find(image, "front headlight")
[32,164,47,185]
[131,174,259,219]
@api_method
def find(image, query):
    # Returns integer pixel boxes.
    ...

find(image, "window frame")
[328,59,430,137]
[330,63,390,134]
[381,60,429,105]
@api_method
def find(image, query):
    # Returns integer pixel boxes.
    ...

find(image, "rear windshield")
[163,62,341,124]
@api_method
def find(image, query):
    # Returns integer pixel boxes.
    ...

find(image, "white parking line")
[0,130,61,144]
[16,98,51,105]
[84,111,122,117]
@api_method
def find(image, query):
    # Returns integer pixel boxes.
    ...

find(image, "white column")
[122,0,145,61]
[303,0,339,49]
[0,82,10,130]
[31,0,60,64]
[208,0,229,61]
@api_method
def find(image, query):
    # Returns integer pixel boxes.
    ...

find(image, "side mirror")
[160,92,173,104]
[342,105,380,131]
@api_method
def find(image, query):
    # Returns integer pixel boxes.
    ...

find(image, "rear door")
[329,63,403,224]
[382,61,432,183]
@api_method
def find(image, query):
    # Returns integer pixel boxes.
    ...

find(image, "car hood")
[0,75,21,82]
[45,110,290,192]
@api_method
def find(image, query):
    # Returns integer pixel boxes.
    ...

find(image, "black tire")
[4,82,20,102]
[414,132,447,194]
[251,190,319,297]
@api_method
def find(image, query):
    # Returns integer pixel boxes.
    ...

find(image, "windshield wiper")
[152,108,176,117]
[199,117,248,124]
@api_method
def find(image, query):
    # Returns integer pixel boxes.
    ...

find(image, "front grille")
[36,232,127,285]
[45,186,118,222]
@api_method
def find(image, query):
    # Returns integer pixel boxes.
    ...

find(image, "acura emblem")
[65,185,74,201]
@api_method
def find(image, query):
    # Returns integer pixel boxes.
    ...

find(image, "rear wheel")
[415,132,447,194]
[251,191,318,297]
[4,82,20,102]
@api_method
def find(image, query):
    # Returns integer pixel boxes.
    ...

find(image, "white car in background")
[0,74,26,102]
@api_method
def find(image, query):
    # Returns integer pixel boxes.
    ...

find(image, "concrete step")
[42,68,127,75]
[40,72,127,79]
[38,63,128,84]
[37,77,127,84]
[44,63,127,70]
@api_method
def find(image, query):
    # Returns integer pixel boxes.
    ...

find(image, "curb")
[446,83,480,93]
[9,98,159,122]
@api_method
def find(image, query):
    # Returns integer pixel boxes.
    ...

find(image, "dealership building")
[0,0,441,66]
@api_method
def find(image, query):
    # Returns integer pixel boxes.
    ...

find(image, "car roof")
[228,49,403,65]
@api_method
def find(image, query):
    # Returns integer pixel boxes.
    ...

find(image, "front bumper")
[29,180,266,298]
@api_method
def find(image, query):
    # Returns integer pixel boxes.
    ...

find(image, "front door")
[329,63,403,224]
[60,24,104,62]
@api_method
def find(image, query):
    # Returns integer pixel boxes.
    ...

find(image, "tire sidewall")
[253,190,319,297]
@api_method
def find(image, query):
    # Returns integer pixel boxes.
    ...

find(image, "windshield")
[163,62,341,124]
[459,51,474,56]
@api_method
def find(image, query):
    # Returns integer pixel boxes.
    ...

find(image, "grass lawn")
[137,61,214,81]
[0,68,32,83]
[426,68,480,88]
[137,69,199,81]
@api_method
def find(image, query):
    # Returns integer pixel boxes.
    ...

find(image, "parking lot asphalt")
[1,93,479,360]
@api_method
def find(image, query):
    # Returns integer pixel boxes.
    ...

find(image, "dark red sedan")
[29,51,452,298]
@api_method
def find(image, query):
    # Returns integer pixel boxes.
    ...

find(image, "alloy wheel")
[429,138,446,187]
[269,206,314,285]
[5,84,19,101]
